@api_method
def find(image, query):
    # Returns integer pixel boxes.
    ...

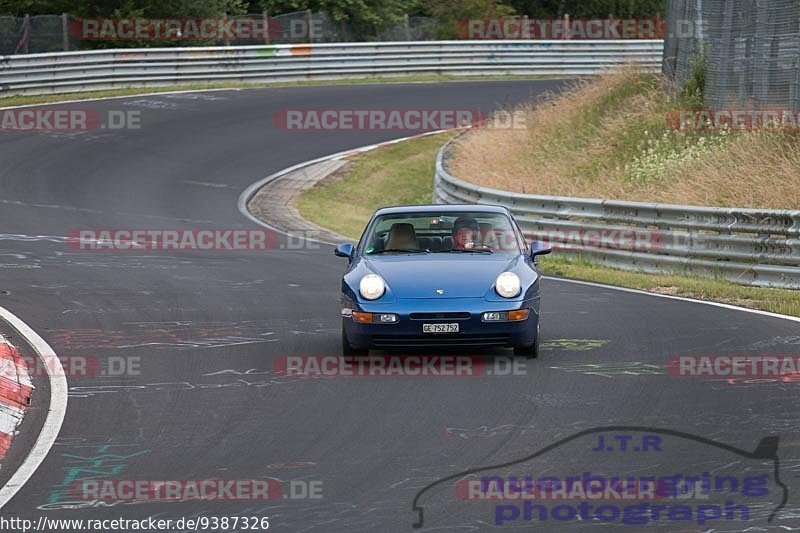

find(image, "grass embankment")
[296,131,800,318]
[449,68,800,209]
[295,133,458,238]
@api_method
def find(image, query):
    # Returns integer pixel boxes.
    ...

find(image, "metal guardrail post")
[61,13,69,52]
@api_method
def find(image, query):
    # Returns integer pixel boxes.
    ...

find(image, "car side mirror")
[335,243,354,258]
[530,243,552,258]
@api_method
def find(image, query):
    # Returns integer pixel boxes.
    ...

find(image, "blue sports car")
[334,205,551,357]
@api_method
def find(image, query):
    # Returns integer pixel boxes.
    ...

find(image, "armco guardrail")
[0,40,663,96]
[434,138,800,289]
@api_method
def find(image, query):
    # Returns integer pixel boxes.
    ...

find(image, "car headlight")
[359,274,386,300]
[495,272,521,298]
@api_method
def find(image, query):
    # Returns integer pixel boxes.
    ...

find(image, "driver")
[452,216,480,250]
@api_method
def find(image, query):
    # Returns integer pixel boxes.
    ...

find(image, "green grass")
[296,132,458,239]
[0,74,555,108]
[295,131,800,318]
[544,256,800,317]
[575,74,720,187]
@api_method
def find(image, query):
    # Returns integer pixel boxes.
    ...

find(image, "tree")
[507,0,666,18]
[421,0,516,39]
[258,0,415,39]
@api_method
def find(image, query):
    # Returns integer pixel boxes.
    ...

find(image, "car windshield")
[361,211,523,256]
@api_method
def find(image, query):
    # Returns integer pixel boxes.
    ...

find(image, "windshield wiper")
[369,248,430,254]
[435,248,494,254]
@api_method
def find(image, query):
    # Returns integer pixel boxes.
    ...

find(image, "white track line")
[544,276,800,323]
[240,141,800,326]
[237,129,457,247]
[0,88,245,111]
[0,78,562,112]
[0,306,67,509]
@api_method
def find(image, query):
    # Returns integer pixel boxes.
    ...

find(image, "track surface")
[0,81,799,531]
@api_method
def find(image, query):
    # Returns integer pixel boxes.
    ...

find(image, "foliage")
[507,0,666,18]
[680,50,707,110]
[2,0,667,21]
[421,0,516,39]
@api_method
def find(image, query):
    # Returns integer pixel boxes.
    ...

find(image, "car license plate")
[423,323,459,334]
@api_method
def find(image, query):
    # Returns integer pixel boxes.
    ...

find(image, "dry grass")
[450,67,800,209]
[649,132,800,208]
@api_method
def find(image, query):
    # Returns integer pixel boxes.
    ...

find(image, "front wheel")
[342,325,369,356]
[513,321,540,359]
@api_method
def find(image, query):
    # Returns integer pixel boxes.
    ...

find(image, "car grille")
[371,334,511,348]
[409,312,471,320]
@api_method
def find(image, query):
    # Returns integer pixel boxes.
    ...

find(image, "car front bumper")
[342,297,539,350]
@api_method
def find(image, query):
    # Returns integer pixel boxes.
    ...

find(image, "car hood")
[364,255,516,299]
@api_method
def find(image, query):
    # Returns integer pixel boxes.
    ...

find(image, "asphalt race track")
[1,80,800,532]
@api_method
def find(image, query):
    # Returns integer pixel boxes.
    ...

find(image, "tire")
[342,325,369,356]
[513,321,540,359]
